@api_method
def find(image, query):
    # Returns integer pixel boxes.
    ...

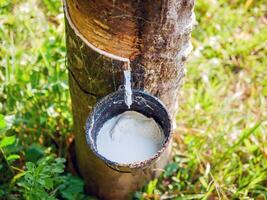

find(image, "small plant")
[16,155,89,200]
[17,156,65,200]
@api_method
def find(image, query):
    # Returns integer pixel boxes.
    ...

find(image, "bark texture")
[64,0,194,199]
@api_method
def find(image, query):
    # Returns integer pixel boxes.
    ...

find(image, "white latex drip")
[96,111,165,163]
[124,60,132,108]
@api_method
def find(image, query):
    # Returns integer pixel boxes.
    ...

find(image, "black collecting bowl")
[85,89,172,173]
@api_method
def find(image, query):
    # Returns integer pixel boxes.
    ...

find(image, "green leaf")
[0,114,7,134]
[25,162,35,171]
[0,135,16,148]
[175,194,205,200]
[44,179,53,189]
[164,162,179,177]
[6,154,20,161]
[10,171,26,186]
[146,179,158,195]
[59,174,85,200]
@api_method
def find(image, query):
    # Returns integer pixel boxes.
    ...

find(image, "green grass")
[0,0,266,199]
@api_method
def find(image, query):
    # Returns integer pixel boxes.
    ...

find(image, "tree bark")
[64,0,194,199]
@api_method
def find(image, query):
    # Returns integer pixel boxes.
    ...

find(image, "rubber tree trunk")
[64,0,195,199]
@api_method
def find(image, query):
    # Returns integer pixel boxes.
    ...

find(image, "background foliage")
[0,0,266,199]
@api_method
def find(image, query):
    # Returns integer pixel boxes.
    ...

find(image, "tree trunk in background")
[64,0,194,199]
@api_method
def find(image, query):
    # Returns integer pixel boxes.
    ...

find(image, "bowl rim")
[85,89,172,171]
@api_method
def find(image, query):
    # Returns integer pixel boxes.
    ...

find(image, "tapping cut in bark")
[64,0,195,199]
